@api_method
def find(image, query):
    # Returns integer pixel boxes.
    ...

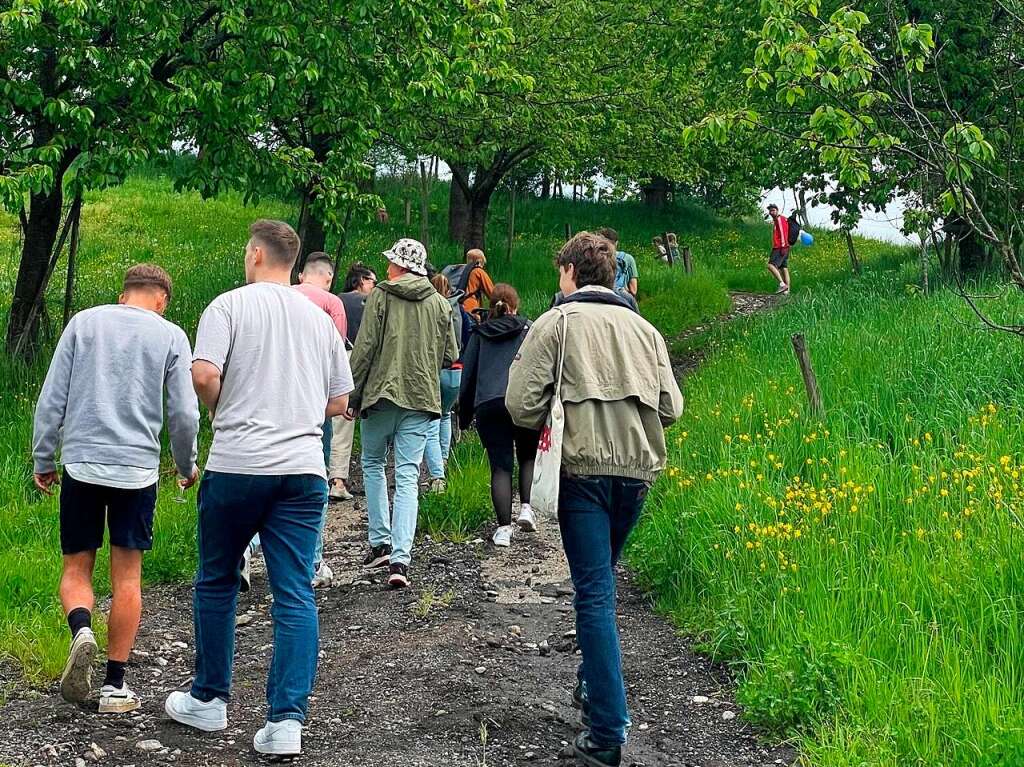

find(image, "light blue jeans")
[361,404,432,566]
[424,369,462,479]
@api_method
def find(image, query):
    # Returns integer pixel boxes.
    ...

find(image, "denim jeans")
[192,471,326,722]
[558,474,649,747]
[361,404,432,566]
[314,420,332,565]
[424,369,461,479]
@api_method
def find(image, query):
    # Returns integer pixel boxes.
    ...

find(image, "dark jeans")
[558,474,649,746]
[192,471,326,722]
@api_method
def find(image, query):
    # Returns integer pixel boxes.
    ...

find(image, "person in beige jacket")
[506,232,683,767]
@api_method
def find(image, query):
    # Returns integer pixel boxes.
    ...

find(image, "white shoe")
[312,561,334,589]
[164,690,228,732]
[254,719,302,755]
[492,525,514,547]
[99,683,141,713]
[427,477,447,494]
[60,627,97,703]
[775,283,788,294]
[240,547,252,592]
[516,504,537,533]
[329,479,353,501]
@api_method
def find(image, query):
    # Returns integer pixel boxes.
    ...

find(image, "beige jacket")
[506,287,684,482]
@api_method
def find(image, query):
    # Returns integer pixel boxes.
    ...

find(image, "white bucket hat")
[382,238,428,277]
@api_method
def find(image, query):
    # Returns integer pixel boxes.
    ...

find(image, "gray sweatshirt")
[33,304,200,478]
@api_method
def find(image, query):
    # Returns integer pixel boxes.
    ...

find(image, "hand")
[179,467,200,490]
[34,471,60,495]
[343,406,359,421]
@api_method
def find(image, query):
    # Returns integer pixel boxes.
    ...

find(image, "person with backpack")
[441,249,495,320]
[459,284,539,547]
[33,264,200,714]
[596,228,638,298]
[347,238,458,588]
[423,272,467,493]
[505,232,683,767]
[767,203,799,295]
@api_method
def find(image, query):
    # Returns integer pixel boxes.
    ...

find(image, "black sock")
[104,659,126,689]
[67,607,91,638]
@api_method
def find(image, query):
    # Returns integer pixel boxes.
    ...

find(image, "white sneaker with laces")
[164,690,228,732]
[492,525,515,547]
[254,719,302,755]
[312,561,334,589]
[329,479,353,501]
[60,627,98,704]
[99,683,141,713]
[775,282,788,294]
[516,504,537,533]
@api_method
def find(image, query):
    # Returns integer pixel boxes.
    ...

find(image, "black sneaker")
[362,544,392,569]
[572,682,592,728]
[387,562,410,589]
[573,732,621,767]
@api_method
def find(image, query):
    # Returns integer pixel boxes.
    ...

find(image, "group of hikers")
[31,219,682,766]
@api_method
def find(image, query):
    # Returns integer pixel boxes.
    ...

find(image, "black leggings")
[475,399,540,526]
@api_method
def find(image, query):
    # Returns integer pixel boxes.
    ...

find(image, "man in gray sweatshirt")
[33,263,199,714]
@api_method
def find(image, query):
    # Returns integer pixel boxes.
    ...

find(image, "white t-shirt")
[65,463,158,490]
[193,282,353,479]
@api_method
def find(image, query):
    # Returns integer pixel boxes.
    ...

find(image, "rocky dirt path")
[1,293,795,767]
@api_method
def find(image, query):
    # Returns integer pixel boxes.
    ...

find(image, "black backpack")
[441,262,481,301]
[786,213,802,246]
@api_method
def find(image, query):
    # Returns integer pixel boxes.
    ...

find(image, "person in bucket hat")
[346,238,458,588]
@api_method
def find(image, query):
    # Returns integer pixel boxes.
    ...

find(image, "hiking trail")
[0,293,794,767]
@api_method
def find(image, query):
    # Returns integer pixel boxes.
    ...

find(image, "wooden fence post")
[418,160,430,251]
[564,222,572,240]
[791,333,825,417]
[845,230,861,275]
[404,198,412,227]
[506,186,516,261]
[62,201,83,327]
[682,246,693,274]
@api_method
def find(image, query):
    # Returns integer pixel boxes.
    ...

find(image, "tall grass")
[630,267,1024,766]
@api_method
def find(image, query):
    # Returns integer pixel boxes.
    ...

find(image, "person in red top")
[294,253,347,338]
[767,203,791,295]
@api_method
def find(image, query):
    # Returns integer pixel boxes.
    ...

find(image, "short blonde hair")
[465,248,486,266]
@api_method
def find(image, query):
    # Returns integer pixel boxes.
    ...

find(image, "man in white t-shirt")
[164,220,352,757]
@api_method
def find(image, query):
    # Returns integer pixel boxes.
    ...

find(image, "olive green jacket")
[349,274,458,416]
[506,287,684,482]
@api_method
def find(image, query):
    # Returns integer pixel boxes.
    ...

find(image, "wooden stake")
[506,185,516,261]
[418,160,430,251]
[63,200,82,327]
[845,230,861,275]
[791,333,825,417]
[329,207,354,294]
[564,222,572,240]
[404,198,412,227]
[682,246,693,274]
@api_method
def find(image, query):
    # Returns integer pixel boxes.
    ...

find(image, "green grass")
[629,266,1024,766]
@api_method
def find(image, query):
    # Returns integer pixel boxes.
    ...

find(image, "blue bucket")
[799,230,814,246]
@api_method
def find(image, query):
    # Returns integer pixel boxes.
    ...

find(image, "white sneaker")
[240,547,252,592]
[254,719,302,755]
[329,479,352,501]
[164,690,228,732]
[516,504,537,533]
[775,283,788,294]
[312,561,334,589]
[60,627,97,703]
[99,683,141,713]
[492,525,515,547]
[428,477,447,494]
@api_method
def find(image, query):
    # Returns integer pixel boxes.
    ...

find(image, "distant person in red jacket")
[767,203,791,295]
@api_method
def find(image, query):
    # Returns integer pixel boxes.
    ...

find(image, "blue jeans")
[314,420,332,565]
[558,474,649,747]
[424,369,461,479]
[361,404,432,566]
[192,471,326,722]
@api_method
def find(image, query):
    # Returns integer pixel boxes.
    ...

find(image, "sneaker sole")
[387,575,410,589]
[99,696,141,714]
[60,634,97,704]
[253,738,301,756]
[572,744,618,767]
[364,555,391,569]
[164,698,228,732]
[516,517,537,533]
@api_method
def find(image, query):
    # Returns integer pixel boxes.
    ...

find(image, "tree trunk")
[540,173,551,200]
[448,167,471,246]
[297,188,327,265]
[418,160,431,251]
[464,197,490,252]
[641,176,670,207]
[845,230,861,275]
[948,215,988,274]
[6,185,65,356]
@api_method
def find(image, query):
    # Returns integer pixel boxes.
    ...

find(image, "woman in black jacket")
[459,284,539,547]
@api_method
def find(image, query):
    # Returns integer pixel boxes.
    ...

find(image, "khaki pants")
[329,414,356,481]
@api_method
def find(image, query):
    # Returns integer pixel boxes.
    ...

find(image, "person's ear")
[117,292,127,305]
[156,293,169,315]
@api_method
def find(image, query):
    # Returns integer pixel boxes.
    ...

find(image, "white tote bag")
[530,309,568,515]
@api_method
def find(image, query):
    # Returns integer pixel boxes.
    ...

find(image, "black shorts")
[476,399,540,473]
[769,248,789,269]
[59,470,158,554]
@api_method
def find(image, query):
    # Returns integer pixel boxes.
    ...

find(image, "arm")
[32,320,77,491]
[627,254,639,296]
[655,332,684,426]
[442,305,458,369]
[326,332,353,419]
[458,333,481,429]
[347,289,384,414]
[166,330,200,483]
[192,361,222,417]
[506,313,559,430]
[628,278,638,297]
[480,269,496,299]
[328,294,347,340]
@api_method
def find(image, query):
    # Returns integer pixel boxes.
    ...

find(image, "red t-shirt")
[294,283,347,339]
[772,215,790,250]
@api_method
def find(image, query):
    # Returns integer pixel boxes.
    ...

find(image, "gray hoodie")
[33,304,200,478]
